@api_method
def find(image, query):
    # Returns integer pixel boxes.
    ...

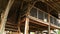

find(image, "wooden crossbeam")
[6,22,17,26]
[28,15,49,26]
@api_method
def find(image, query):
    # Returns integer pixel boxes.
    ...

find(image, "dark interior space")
[0,0,9,14]
[34,1,58,18]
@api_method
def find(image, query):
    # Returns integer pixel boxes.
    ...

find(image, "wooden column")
[40,31,43,34]
[0,0,14,34]
[58,13,60,19]
[24,17,29,34]
[17,17,21,34]
[47,4,50,34]
[48,15,50,34]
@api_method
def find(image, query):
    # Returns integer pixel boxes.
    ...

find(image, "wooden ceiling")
[0,0,60,19]
[0,0,60,13]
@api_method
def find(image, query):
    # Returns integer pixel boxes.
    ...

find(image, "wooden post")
[0,0,14,34]
[48,15,50,34]
[40,31,43,34]
[17,17,21,34]
[58,13,60,19]
[24,18,29,34]
[24,1,30,34]
[47,4,50,34]
[35,31,38,34]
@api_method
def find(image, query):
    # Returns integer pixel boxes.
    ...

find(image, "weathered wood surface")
[0,0,14,34]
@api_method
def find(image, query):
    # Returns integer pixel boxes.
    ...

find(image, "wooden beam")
[29,1,37,10]
[20,0,24,9]
[6,22,17,26]
[24,18,29,34]
[5,25,17,29]
[28,15,49,26]
[44,1,59,12]
[30,25,47,31]
[0,0,14,34]
[5,28,17,32]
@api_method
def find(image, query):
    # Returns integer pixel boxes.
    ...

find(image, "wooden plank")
[5,25,17,29]
[0,0,14,34]
[21,24,47,31]
[6,22,17,26]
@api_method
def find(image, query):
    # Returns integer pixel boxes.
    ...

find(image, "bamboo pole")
[0,0,14,34]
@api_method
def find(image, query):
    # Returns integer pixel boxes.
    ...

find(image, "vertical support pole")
[37,10,38,19]
[35,31,38,34]
[48,15,50,34]
[47,4,50,34]
[40,31,43,34]
[17,17,21,34]
[0,0,14,34]
[58,13,60,23]
[24,1,30,34]
[58,13,60,19]
[24,17,29,34]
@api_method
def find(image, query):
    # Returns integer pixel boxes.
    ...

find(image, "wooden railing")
[29,6,60,27]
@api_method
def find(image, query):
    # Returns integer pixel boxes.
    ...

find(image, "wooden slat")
[6,22,17,26]
[5,25,17,29]
[5,28,17,32]
[21,24,48,31]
